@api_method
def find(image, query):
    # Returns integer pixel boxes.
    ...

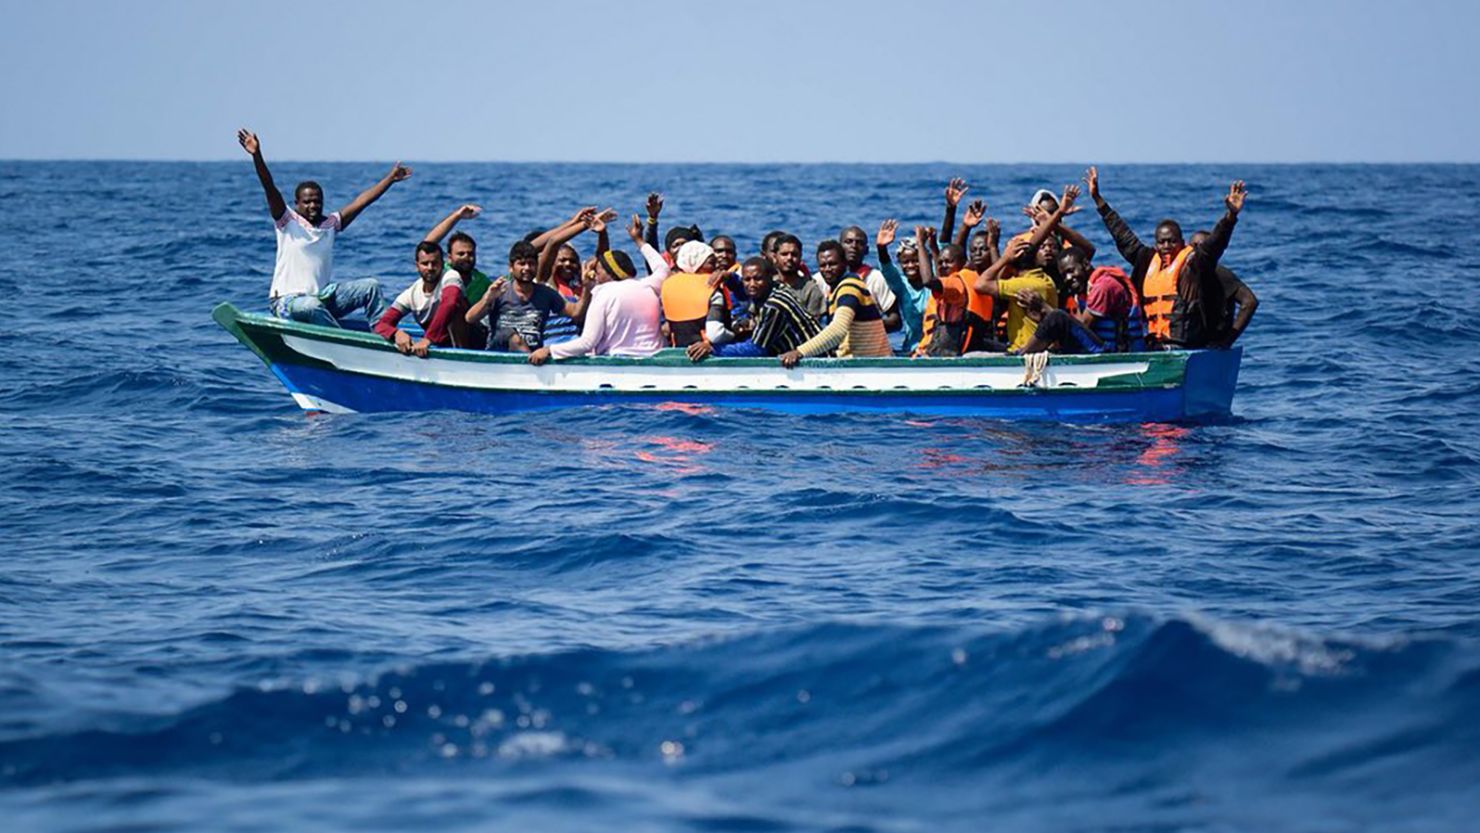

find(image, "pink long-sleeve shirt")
[549,245,671,360]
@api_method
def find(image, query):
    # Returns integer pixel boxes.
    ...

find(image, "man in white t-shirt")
[372,242,471,357]
[237,128,412,327]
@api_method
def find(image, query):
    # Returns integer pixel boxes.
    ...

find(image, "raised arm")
[1189,181,1246,271]
[940,178,967,243]
[954,199,986,249]
[424,203,481,243]
[1086,166,1150,268]
[536,207,600,285]
[338,161,413,231]
[644,192,663,251]
[237,129,287,221]
[915,226,941,292]
[1055,221,1096,259]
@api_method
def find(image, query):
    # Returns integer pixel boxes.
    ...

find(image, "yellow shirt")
[995,269,1059,351]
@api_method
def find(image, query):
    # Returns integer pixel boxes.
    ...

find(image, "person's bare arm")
[940,178,967,243]
[1056,222,1096,258]
[464,276,507,324]
[954,199,986,249]
[237,129,287,221]
[915,226,941,291]
[424,203,481,243]
[338,162,413,230]
[975,236,1032,296]
[536,207,601,285]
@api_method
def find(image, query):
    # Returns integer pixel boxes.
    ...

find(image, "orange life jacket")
[918,269,994,356]
[661,272,714,347]
[1142,246,1194,342]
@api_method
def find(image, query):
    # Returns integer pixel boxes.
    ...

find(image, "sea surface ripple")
[2,161,1479,832]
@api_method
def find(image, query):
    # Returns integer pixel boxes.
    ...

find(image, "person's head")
[968,231,992,271]
[816,239,848,285]
[415,241,444,283]
[897,238,922,283]
[1155,220,1185,259]
[1030,188,1059,214]
[711,235,738,271]
[839,226,869,268]
[507,240,539,282]
[553,244,581,285]
[677,240,717,274]
[447,231,477,276]
[294,181,324,223]
[739,256,776,303]
[1057,247,1091,294]
[1189,230,1212,248]
[761,230,785,258]
[594,249,636,283]
[774,234,803,275]
[937,243,965,276]
[665,224,703,259]
[1034,238,1060,273]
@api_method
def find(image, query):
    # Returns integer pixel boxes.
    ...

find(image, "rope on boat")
[1021,352,1050,387]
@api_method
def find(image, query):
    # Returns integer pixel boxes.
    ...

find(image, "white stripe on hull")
[280,336,1151,395]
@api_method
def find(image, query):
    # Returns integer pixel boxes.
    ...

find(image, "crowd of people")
[239,129,1259,366]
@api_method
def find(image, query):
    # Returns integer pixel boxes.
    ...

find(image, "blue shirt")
[879,260,931,354]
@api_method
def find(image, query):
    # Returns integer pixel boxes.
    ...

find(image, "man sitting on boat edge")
[237,128,410,329]
[372,242,470,357]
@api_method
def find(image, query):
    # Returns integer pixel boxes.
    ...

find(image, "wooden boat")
[213,303,1241,422]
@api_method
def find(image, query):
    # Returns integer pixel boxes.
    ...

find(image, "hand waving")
[457,203,482,220]
[1083,166,1099,200]
[1225,180,1248,215]
[1058,184,1081,215]
[945,178,969,208]
[236,128,260,156]
[646,192,664,219]
[388,162,413,183]
[877,219,898,248]
[962,199,987,227]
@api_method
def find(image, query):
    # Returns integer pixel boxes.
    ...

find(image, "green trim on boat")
[212,302,1187,391]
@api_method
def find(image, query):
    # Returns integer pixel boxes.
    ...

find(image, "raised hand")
[489,276,508,296]
[877,219,898,248]
[915,225,930,246]
[585,207,618,232]
[945,178,969,207]
[1083,166,1099,200]
[388,162,413,183]
[1225,180,1248,215]
[646,192,664,219]
[985,217,1001,241]
[962,199,987,227]
[456,203,481,220]
[627,214,645,243]
[1023,204,1050,226]
[236,128,260,156]
[1058,184,1081,215]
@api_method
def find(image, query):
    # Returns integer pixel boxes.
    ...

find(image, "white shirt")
[269,209,341,299]
[390,271,465,328]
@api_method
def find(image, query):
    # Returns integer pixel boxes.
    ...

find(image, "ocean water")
[2,160,1479,832]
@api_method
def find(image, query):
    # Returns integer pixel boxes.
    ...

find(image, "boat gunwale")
[213,302,1194,373]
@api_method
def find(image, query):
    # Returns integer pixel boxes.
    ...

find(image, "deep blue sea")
[2,161,1479,832]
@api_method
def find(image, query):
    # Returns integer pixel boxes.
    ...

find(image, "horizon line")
[3,157,1479,166]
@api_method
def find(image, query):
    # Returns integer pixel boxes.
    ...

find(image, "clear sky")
[2,0,1477,162]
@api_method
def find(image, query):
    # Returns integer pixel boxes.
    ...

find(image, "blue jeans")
[271,278,387,328]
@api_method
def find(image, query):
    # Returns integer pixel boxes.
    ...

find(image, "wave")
[4,614,1476,804]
